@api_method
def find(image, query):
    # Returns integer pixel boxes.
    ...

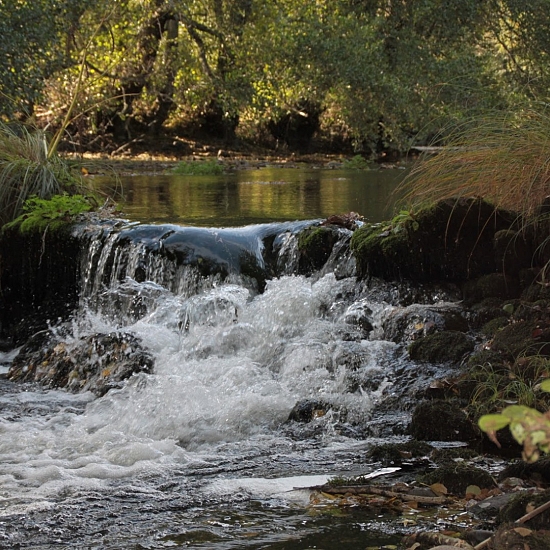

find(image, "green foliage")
[468,361,550,418]
[479,379,550,462]
[341,155,370,170]
[172,160,224,176]
[2,0,550,156]
[0,123,86,226]
[3,194,92,233]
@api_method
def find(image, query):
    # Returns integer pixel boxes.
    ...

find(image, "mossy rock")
[367,440,433,465]
[417,462,496,496]
[495,489,550,530]
[351,198,515,283]
[488,525,550,550]
[408,330,474,363]
[494,228,534,277]
[430,447,480,465]
[499,458,550,486]
[491,319,550,359]
[480,316,511,338]
[409,399,480,441]
[463,273,520,305]
[287,399,332,423]
[297,225,338,274]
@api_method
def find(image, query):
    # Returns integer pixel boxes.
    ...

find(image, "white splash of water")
[0,273,385,505]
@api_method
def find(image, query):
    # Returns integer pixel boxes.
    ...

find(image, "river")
[0,167,462,549]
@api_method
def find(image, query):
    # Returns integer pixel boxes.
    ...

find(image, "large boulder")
[351,198,516,283]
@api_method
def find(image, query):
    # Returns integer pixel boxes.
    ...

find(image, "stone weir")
[0,217,355,347]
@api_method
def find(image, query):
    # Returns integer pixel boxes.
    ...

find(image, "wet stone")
[9,330,154,396]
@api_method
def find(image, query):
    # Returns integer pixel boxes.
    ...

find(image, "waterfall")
[0,217,460,548]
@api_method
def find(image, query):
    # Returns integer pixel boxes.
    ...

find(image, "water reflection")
[96,167,406,226]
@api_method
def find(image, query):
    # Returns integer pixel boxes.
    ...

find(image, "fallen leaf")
[513,527,532,537]
[430,483,448,496]
[465,485,481,496]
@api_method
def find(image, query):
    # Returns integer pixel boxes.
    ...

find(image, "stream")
[0,167,472,549]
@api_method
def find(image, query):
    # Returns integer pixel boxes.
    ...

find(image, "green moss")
[297,226,331,251]
[3,194,92,234]
[297,226,337,272]
[417,463,496,496]
[367,441,433,465]
[341,154,371,170]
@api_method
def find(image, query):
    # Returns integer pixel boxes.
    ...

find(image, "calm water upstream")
[0,166,466,549]
[97,166,406,226]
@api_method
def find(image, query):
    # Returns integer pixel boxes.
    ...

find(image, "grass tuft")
[0,123,86,226]
[400,108,550,220]
[172,159,225,176]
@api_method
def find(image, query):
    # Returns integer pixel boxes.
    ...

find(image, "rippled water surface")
[96,166,406,226]
[1,167,437,549]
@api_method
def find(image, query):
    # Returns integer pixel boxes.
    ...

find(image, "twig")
[316,484,448,505]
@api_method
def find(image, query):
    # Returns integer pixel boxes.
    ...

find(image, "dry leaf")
[513,527,532,537]
[430,482,448,496]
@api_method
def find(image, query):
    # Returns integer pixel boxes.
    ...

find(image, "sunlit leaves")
[479,394,550,462]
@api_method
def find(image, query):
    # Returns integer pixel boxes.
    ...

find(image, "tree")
[0,0,93,119]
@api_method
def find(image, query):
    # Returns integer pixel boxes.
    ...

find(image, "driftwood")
[313,483,448,505]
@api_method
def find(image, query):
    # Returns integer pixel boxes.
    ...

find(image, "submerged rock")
[9,330,154,396]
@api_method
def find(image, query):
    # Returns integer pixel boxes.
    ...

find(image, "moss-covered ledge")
[351,198,519,283]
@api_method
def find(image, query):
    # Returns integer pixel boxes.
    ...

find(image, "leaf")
[502,303,515,315]
[502,405,538,421]
[540,379,550,393]
[513,527,532,537]
[465,485,481,496]
[430,483,448,496]
[478,414,510,432]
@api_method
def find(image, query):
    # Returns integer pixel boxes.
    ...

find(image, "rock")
[408,331,474,363]
[488,524,550,550]
[417,463,496,496]
[296,225,340,274]
[462,273,520,304]
[367,440,433,466]
[495,489,550,529]
[351,198,515,283]
[498,458,550,485]
[287,399,332,423]
[9,331,154,396]
[410,399,480,441]
[382,302,468,344]
[469,492,519,521]
[493,228,533,277]
[490,319,550,359]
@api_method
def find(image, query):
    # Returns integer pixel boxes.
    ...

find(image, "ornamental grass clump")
[401,108,550,221]
[0,123,84,226]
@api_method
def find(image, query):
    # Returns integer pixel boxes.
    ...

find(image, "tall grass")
[0,123,84,226]
[400,108,550,220]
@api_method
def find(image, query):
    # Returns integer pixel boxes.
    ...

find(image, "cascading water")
[0,219,461,549]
